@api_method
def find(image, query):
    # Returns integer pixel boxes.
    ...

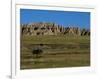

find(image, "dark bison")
[32,48,43,58]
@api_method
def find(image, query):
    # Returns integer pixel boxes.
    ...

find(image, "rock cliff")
[21,22,90,36]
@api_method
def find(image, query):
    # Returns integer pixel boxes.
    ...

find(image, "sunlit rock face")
[21,22,90,36]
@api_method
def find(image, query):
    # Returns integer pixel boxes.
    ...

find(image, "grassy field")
[20,35,90,69]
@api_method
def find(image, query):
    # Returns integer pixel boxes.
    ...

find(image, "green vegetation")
[20,35,90,69]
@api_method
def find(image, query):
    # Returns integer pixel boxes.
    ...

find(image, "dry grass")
[20,35,90,69]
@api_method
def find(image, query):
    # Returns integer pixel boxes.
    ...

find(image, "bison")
[32,47,43,58]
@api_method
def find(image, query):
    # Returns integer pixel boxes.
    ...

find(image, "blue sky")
[20,9,90,28]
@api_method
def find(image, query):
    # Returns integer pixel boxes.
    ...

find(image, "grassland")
[20,35,90,69]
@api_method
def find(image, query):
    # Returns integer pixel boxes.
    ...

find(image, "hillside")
[21,22,90,36]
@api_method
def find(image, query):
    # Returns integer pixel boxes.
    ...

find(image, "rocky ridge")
[21,22,90,36]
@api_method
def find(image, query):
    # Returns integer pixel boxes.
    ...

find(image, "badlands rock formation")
[21,22,90,36]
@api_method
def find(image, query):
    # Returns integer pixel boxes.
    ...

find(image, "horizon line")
[20,22,90,29]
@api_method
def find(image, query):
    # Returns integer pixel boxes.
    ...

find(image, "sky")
[20,9,90,29]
